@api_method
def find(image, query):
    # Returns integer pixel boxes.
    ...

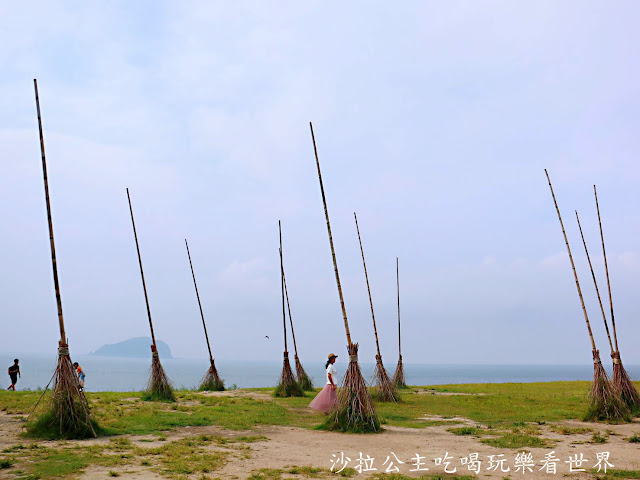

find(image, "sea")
[2,354,638,392]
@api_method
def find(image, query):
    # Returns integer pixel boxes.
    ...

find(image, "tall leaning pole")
[185,239,225,391]
[282,251,314,391]
[594,186,639,409]
[392,257,407,388]
[126,188,175,402]
[309,122,379,432]
[354,212,398,401]
[274,221,303,397]
[30,79,96,438]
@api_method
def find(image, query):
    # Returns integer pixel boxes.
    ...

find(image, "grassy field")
[0,381,638,479]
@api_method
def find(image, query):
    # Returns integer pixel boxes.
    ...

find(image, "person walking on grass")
[309,353,338,413]
[7,359,20,391]
[73,362,85,390]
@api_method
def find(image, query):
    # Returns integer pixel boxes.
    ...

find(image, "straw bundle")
[328,343,380,432]
[145,348,175,402]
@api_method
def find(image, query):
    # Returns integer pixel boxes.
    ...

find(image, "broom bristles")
[27,347,97,439]
[372,355,399,402]
[611,352,639,411]
[585,350,629,422]
[199,359,225,391]
[294,355,314,391]
[275,353,304,397]
[143,353,175,402]
[325,343,380,433]
[392,355,407,389]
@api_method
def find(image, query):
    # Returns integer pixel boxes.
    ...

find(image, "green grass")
[141,389,176,402]
[628,433,640,443]
[481,432,553,449]
[590,431,609,443]
[4,380,640,438]
[1,444,122,479]
[592,469,640,479]
[247,466,357,478]
[318,404,381,433]
[24,405,104,440]
[549,425,593,435]
[447,426,483,436]
[142,436,228,478]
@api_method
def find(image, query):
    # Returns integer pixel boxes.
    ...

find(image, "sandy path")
[214,420,640,479]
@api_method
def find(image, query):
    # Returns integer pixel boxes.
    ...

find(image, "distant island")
[91,337,173,359]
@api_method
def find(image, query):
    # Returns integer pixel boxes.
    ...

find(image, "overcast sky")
[1,2,639,366]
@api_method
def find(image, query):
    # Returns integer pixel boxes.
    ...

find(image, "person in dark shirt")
[7,359,20,391]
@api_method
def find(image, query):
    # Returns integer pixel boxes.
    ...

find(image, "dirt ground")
[1,402,639,479]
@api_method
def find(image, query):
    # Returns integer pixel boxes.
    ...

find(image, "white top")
[326,363,337,385]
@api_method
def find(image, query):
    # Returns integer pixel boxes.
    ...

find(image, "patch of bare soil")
[413,388,487,396]
[196,389,273,401]
[2,412,639,479]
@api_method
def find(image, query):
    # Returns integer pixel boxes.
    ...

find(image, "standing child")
[73,362,85,390]
[7,359,20,391]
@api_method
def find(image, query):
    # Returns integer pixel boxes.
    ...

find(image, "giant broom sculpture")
[545,170,626,421]
[127,189,175,402]
[392,257,407,388]
[274,221,304,397]
[594,187,639,411]
[282,267,314,391]
[310,123,380,432]
[354,213,398,402]
[185,239,225,391]
[28,79,97,439]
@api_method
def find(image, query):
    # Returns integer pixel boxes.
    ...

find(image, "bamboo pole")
[396,256,401,357]
[575,211,615,354]
[275,221,302,397]
[309,122,352,346]
[34,79,66,345]
[31,79,96,438]
[353,212,382,356]
[282,251,314,390]
[185,239,214,364]
[544,170,596,351]
[282,270,298,357]
[594,186,619,353]
[126,188,157,351]
[309,122,379,430]
[354,213,397,401]
[279,221,288,354]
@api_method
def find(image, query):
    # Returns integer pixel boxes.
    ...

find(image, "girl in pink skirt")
[309,353,338,413]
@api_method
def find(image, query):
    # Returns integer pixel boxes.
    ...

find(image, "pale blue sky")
[1,2,639,365]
